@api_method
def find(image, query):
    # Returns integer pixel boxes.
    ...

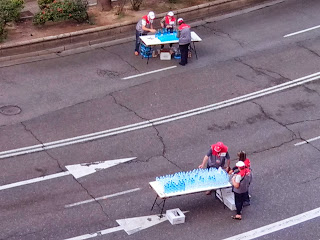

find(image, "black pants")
[234,191,248,215]
[135,31,147,52]
[179,43,190,65]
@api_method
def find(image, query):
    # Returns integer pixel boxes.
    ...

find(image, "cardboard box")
[160,52,171,60]
[166,208,185,225]
[216,189,236,211]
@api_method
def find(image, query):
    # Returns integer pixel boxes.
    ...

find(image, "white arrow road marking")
[65,212,188,239]
[284,25,320,38]
[65,188,141,208]
[1,72,320,159]
[0,158,135,191]
[294,135,320,146]
[222,207,320,240]
[65,158,134,179]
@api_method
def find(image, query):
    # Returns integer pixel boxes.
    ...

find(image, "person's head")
[177,18,184,25]
[167,11,174,19]
[213,141,223,153]
[236,161,245,170]
[148,11,155,21]
[237,151,246,162]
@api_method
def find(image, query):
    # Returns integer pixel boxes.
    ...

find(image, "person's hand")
[198,164,204,169]
[150,29,156,33]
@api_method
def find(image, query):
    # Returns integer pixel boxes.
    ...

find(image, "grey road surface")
[0,0,320,239]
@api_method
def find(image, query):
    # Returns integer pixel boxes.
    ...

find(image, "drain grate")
[0,105,22,116]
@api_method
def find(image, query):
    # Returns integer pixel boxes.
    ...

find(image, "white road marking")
[1,72,320,159]
[64,212,181,239]
[0,158,135,191]
[294,135,320,146]
[284,25,320,37]
[64,226,123,240]
[122,66,177,80]
[65,157,135,179]
[65,188,141,208]
[222,207,320,240]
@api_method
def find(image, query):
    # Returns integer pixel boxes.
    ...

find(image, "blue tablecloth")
[157,34,179,43]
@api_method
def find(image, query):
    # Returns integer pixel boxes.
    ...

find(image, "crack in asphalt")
[285,118,320,126]
[211,27,245,48]
[0,229,44,240]
[21,122,64,172]
[297,42,320,58]
[71,178,110,225]
[302,85,320,97]
[234,58,291,82]
[109,93,182,170]
[20,123,110,223]
[101,47,140,75]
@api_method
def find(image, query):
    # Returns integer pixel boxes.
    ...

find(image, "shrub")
[0,0,24,42]
[37,0,55,9]
[33,0,89,25]
[130,0,143,11]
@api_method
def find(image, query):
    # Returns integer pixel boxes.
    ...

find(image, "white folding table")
[139,31,202,64]
[149,181,232,217]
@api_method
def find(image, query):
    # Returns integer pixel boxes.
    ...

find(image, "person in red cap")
[199,142,231,170]
[231,160,252,220]
[199,142,231,195]
[176,18,191,66]
[135,11,157,56]
[160,11,176,49]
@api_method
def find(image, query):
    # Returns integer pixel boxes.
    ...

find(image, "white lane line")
[0,172,70,191]
[64,226,123,240]
[222,207,320,240]
[65,188,141,208]
[1,72,320,159]
[284,25,320,38]
[122,66,177,80]
[294,135,320,146]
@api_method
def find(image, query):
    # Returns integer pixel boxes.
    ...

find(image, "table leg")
[151,195,158,211]
[193,42,198,60]
[150,195,167,218]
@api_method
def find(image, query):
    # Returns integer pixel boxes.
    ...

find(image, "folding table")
[139,31,202,64]
[149,180,232,217]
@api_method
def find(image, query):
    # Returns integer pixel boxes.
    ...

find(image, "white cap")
[236,161,245,168]
[177,18,183,23]
[148,11,155,20]
[167,11,174,17]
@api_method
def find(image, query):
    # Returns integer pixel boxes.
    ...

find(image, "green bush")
[0,0,24,42]
[33,0,88,25]
[37,0,54,9]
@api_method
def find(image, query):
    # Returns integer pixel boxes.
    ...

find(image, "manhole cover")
[0,105,22,116]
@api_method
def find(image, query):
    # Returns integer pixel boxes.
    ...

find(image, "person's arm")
[232,175,241,188]
[160,17,165,28]
[199,155,209,169]
[142,25,156,33]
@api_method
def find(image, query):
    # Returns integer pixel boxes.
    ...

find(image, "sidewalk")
[1,0,283,67]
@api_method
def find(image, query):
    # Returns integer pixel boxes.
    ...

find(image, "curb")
[0,0,284,65]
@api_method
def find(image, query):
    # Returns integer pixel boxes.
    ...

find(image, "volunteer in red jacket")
[231,161,252,220]
[199,142,231,170]
[135,11,156,56]
[176,18,191,66]
[160,11,176,49]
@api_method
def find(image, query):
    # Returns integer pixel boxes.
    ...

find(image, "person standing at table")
[135,11,156,56]
[177,18,191,66]
[231,161,252,220]
[160,11,176,49]
[199,141,231,195]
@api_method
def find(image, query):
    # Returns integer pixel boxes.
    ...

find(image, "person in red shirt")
[135,11,156,56]
[160,11,176,49]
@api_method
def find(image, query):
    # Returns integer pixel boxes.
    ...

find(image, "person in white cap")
[135,11,156,56]
[177,18,191,66]
[231,161,252,220]
[159,11,176,49]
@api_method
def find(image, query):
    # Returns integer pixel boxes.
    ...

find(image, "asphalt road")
[1,0,320,239]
